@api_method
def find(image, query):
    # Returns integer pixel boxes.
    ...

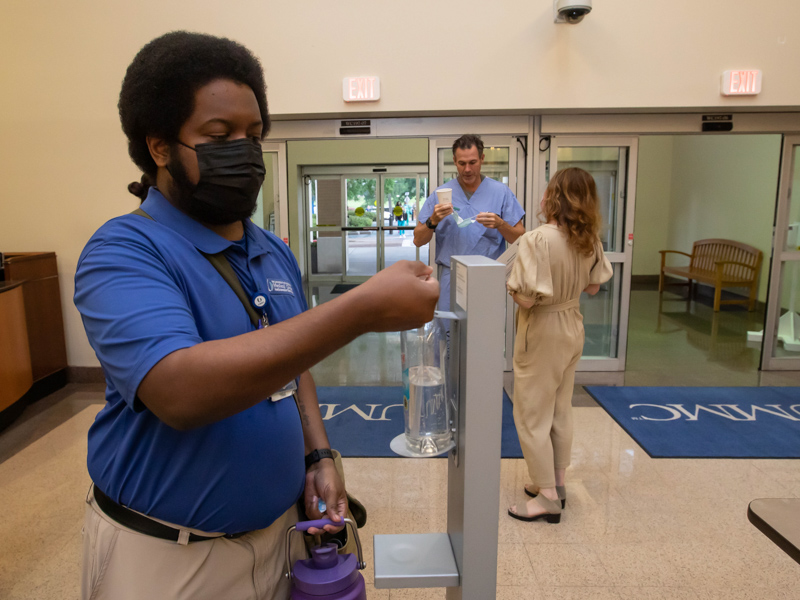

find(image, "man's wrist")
[425,217,437,230]
[305,448,334,469]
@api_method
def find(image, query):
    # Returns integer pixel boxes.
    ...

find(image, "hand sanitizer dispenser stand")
[373,255,506,599]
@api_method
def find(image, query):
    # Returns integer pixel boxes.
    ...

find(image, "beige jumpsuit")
[508,224,613,489]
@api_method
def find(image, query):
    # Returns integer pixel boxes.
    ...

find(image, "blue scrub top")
[74,188,307,533]
[418,176,524,309]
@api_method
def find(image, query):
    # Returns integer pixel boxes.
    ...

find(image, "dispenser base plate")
[389,434,455,458]
[373,532,459,589]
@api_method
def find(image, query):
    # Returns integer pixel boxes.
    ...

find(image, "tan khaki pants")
[513,307,583,490]
[82,487,306,600]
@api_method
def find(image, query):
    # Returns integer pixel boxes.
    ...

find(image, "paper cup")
[435,188,452,205]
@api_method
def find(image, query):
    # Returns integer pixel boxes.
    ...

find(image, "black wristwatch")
[425,218,437,230]
[305,448,334,469]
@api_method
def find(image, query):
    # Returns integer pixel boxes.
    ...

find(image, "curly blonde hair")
[541,167,602,256]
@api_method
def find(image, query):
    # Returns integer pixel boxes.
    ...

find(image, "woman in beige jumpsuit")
[506,168,612,523]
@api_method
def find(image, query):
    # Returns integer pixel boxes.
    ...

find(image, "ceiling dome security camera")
[554,0,592,23]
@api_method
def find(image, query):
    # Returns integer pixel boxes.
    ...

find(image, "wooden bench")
[659,239,763,311]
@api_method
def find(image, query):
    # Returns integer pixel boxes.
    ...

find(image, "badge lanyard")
[251,291,270,330]
[251,291,297,402]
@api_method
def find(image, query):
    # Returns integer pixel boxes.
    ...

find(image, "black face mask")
[167,138,266,225]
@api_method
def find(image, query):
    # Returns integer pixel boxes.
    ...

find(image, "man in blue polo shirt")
[74,32,438,600]
[414,134,525,312]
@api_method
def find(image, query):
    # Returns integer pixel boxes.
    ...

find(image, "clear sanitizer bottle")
[400,318,452,455]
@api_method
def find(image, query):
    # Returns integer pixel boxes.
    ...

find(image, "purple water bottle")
[285,518,367,600]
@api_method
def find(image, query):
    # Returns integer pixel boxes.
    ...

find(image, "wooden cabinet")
[3,252,68,381]
[0,283,33,412]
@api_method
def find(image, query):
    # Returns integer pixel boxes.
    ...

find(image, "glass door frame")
[253,147,281,235]
[762,135,800,370]
[303,165,429,286]
[547,135,639,372]
[260,142,288,242]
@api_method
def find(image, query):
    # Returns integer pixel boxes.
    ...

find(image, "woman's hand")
[509,290,535,309]
[583,284,600,296]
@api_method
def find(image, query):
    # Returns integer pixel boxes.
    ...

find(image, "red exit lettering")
[722,70,761,96]
[343,77,381,102]
[730,71,756,94]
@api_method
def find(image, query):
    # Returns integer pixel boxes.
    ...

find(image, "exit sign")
[343,76,380,102]
[721,70,762,96]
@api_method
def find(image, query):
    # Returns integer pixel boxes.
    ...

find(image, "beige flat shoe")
[524,485,566,508]
[508,493,562,523]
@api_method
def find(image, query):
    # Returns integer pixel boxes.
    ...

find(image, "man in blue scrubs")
[414,134,525,311]
[74,32,438,600]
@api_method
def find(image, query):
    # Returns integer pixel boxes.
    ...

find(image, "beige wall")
[633,137,674,275]
[633,135,781,302]
[668,135,780,302]
[1,1,799,367]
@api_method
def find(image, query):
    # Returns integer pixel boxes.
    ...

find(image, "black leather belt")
[93,485,247,543]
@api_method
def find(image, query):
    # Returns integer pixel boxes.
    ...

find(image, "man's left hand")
[304,459,347,534]
[475,212,504,229]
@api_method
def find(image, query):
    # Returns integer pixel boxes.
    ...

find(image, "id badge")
[271,379,298,402]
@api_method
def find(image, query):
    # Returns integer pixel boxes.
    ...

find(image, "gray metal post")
[446,255,505,600]
[373,255,505,598]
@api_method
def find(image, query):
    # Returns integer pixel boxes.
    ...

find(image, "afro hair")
[118,31,270,179]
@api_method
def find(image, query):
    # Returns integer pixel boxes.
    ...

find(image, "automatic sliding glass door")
[304,166,429,287]
[382,175,429,268]
[343,176,379,277]
[762,136,800,369]
[548,137,638,371]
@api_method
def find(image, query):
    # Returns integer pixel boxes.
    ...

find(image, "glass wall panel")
[382,231,419,268]
[383,176,421,268]
[346,177,377,226]
[343,177,378,277]
[345,230,378,277]
[382,177,416,226]
[581,264,620,359]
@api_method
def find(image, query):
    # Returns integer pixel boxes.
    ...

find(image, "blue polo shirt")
[74,188,306,533]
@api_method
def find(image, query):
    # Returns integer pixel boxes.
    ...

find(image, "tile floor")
[1,289,799,599]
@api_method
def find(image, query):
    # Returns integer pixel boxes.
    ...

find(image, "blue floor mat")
[585,386,800,458]
[317,386,523,458]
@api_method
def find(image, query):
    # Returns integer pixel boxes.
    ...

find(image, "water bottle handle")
[284,518,365,580]
[295,518,339,532]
